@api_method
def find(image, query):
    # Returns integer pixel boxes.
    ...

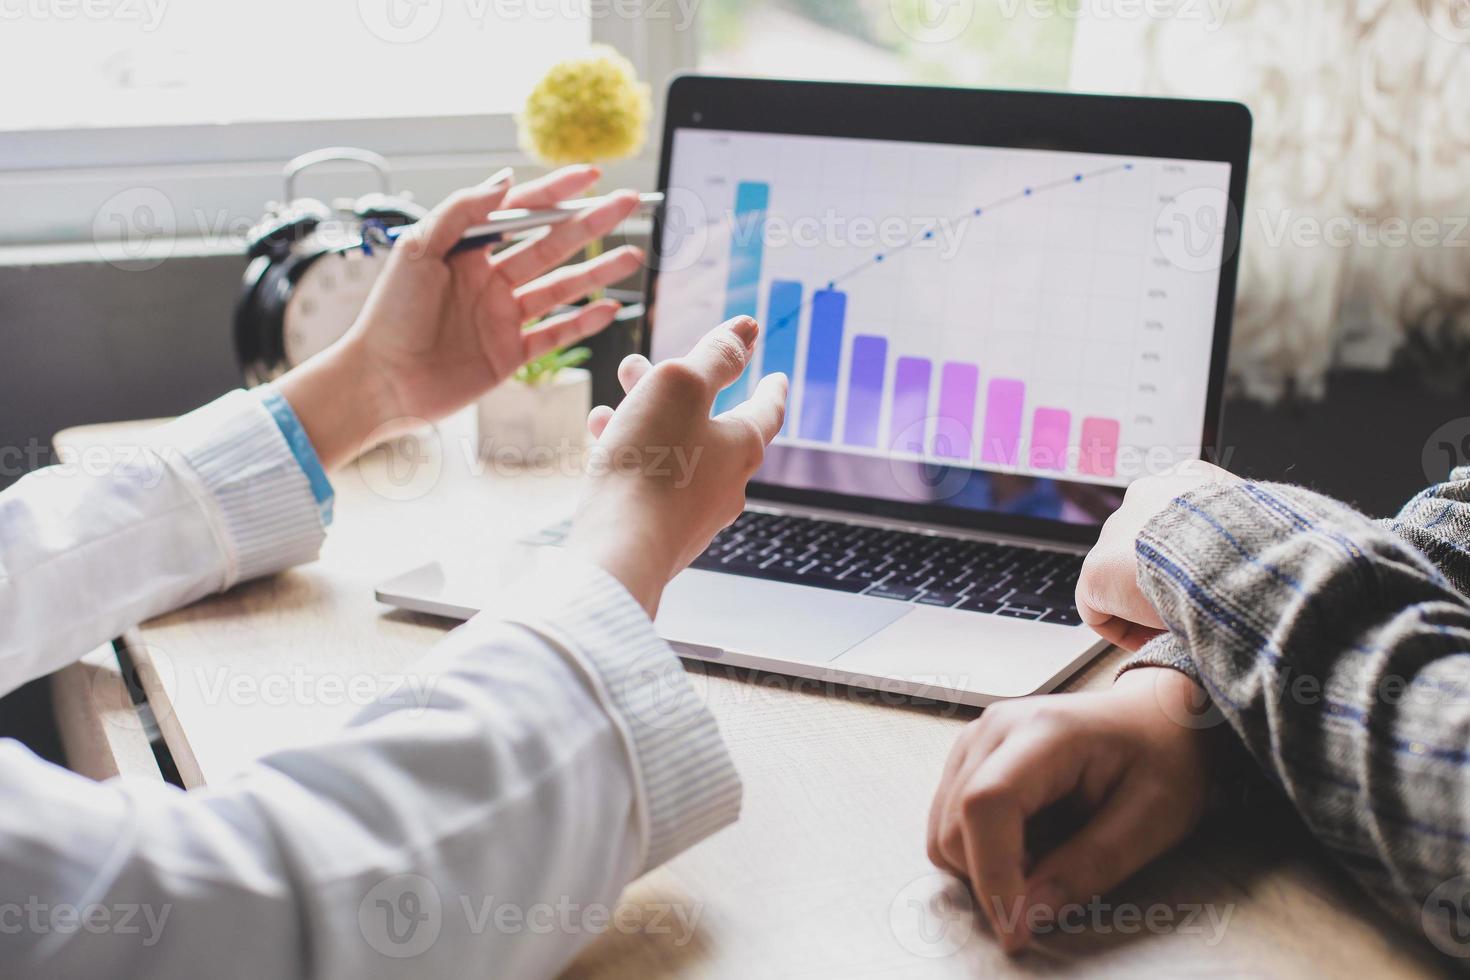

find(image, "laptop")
[377,76,1251,707]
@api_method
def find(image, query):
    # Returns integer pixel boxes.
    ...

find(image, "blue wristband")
[257,386,335,526]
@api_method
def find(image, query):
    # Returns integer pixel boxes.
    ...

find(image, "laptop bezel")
[642,74,1252,546]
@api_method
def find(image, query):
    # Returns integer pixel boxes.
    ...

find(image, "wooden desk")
[52,412,1447,977]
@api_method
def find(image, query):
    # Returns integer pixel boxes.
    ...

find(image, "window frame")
[0,6,693,246]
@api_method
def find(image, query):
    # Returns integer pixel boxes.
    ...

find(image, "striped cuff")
[154,390,328,588]
[257,384,334,526]
[1116,632,1204,686]
[503,556,742,873]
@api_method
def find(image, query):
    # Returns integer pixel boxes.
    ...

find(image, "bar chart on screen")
[655,130,1232,488]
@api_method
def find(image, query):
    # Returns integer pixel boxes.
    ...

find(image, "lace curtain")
[1071,0,1470,400]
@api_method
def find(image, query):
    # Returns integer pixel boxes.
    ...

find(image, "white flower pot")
[475,368,591,462]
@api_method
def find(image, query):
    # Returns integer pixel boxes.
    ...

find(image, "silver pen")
[379,191,664,255]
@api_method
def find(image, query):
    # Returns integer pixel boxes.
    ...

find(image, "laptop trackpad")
[654,569,911,665]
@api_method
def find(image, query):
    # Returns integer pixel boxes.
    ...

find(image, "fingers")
[495,190,641,284]
[1076,543,1167,637]
[587,405,615,439]
[725,372,788,444]
[407,168,514,261]
[587,354,652,440]
[953,737,1055,953]
[617,353,652,394]
[1023,776,1176,921]
[680,316,760,395]
[502,164,601,210]
[520,298,621,362]
[514,245,645,321]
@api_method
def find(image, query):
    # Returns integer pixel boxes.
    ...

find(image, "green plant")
[514,346,591,386]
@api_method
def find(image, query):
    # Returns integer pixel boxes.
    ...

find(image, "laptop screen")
[650,126,1234,532]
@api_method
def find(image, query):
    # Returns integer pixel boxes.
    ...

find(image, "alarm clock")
[234,146,426,385]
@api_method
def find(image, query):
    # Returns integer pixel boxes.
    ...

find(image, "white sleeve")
[0,390,326,695]
[0,558,742,980]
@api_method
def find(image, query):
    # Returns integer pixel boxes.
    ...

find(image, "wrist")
[565,506,678,619]
[275,337,397,471]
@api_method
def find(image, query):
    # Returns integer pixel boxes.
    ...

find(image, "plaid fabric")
[1120,467,1470,959]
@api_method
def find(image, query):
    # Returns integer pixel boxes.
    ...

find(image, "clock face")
[282,249,391,366]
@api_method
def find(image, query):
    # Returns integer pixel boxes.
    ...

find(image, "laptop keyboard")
[536,511,1085,625]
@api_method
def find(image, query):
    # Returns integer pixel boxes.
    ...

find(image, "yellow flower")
[518,45,651,165]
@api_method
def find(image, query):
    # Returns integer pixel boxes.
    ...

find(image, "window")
[1,0,1075,247]
[0,1,589,133]
[1,1,692,245]
[699,0,1076,89]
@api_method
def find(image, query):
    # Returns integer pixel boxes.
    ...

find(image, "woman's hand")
[926,667,1216,954]
[278,166,644,469]
[1076,460,1237,650]
[566,316,788,616]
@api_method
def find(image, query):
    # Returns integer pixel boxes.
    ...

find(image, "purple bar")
[1029,408,1071,471]
[933,363,979,460]
[1079,417,1121,477]
[888,357,932,454]
[843,335,888,447]
[980,379,1026,466]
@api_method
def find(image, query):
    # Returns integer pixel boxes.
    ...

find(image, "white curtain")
[1070,0,1470,400]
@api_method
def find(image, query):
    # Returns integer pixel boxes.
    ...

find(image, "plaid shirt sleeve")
[1119,471,1470,961]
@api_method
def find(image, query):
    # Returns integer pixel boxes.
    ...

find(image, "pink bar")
[1079,417,1121,477]
[1029,408,1071,471]
[980,379,1025,466]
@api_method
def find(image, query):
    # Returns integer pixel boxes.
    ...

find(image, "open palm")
[349,165,644,427]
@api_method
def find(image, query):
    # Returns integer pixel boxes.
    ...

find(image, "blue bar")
[843,335,887,447]
[760,279,803,381]
[760,279,802,433]
[712,181,770,414]
[798,289,847,442]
